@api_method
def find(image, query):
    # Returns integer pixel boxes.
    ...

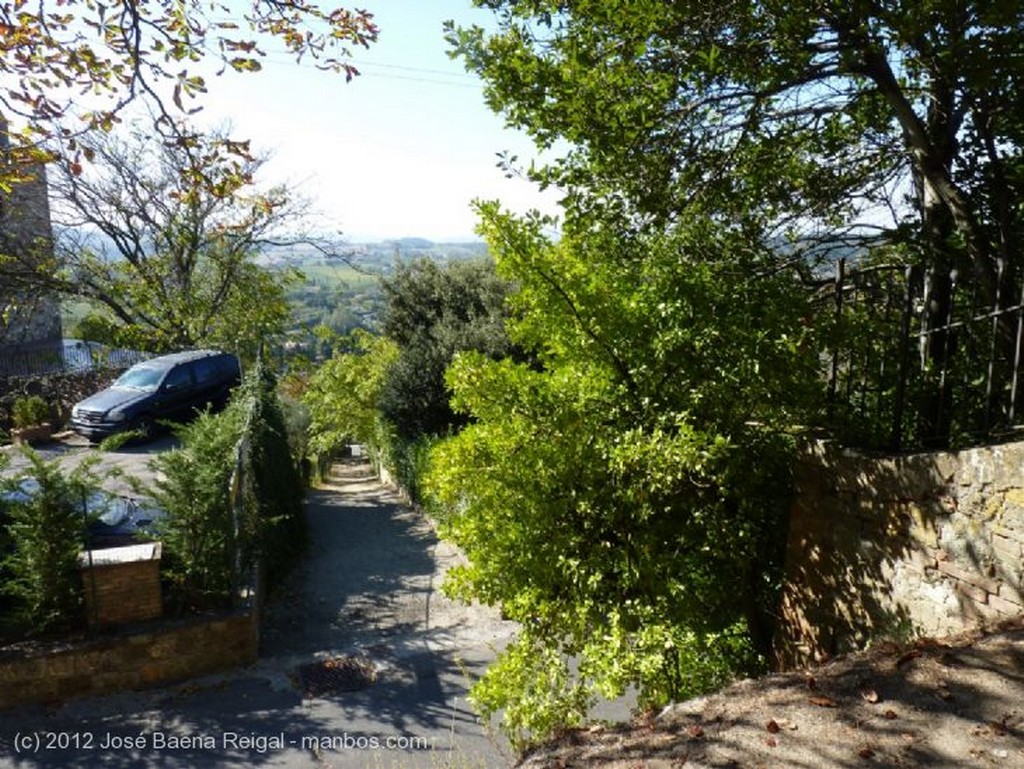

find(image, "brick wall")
[0,611,259,710]
[80,544,163,627]
[774,439,1024,670]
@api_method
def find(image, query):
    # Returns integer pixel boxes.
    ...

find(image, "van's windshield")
[114,365,164,392]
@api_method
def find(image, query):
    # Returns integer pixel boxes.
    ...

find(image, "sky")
[193,1,561,243]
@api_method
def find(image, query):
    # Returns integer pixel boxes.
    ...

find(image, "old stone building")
[0,114,62,357]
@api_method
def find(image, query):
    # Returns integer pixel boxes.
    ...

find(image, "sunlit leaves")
[36,124,300,355]
[0,0,379,187]
[425,204,817,745]
[302,330,399,457]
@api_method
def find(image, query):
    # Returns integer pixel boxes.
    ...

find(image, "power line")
[347,58,478,81]
[254,51,483,88]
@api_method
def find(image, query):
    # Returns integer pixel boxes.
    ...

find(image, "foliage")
[372,421,437,505]
[0,0,377,190]
[0,449,100,635]
[449,1,1024,447]
[4,125,301,356]
[234,355,308,589]
[147,405,245,614]
[302,329,399,459]
[448,2,1024,291]
[278,392,313,483]
[146,353,307,613]
[378,257,517,439]
[426,207,817,745]
[11,395,49,428]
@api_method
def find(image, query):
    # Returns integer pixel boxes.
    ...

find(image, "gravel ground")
[517,621,1024,769]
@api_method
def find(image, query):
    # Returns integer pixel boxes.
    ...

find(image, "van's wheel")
[134,415,155,440]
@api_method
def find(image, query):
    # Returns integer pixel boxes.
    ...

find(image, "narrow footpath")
[0,457,518,769]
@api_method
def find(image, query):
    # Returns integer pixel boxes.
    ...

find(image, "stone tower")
[0,114,62,353]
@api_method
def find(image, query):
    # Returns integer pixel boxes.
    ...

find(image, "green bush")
[1,449,98,635]
[236,356,307,590]
[11,395,50,428]
[372,417,437,505]
[147,407,244,614]
[145,356,307,614]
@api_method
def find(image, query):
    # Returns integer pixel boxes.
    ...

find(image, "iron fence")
[0,341,149,378]
[823,258,1024,452]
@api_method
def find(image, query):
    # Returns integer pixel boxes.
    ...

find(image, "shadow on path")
[0,458,517,769]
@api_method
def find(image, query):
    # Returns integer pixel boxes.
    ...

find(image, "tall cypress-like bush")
[148,355,307,614]
[148,407,244,614]
[236,356,307,590]
[1,449,97,635]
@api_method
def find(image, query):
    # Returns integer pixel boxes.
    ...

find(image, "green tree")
[148,405,244,614]
[448,2,1024,442]
[427,206,819,746]
[379,257,517,438]
[148,355,306,613]
[303,329,399,459]
[449,1,1023,282]
[235,354,308,587]
[0,0,377,189]
[6,124,302,355]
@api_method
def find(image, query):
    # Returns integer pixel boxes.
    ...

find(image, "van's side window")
[163,364,194,391]
[195,358,219,384]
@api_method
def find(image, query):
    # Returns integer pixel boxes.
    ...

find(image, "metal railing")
[0,341,150,378]
[823,259,1024,451]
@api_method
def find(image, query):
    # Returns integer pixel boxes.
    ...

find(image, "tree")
[378,257,517,439]
[148,404,244,614]
[0,0,377,188]
[3,123,302,355]
[450,1,1022,275]
[303,328,399,459]
[426,205,820,746]
[448,2,1024,442]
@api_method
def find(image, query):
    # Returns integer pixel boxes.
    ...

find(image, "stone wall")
[0,368,120,433]
[774,440,1024,670]
[0,611,259,710]
[0,114,62,350]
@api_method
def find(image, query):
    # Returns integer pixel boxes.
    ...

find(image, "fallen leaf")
[810,695,838,708]
[806,675,817,690]
[764,736,778,748]
[884,710,898,720]
[896,649,922,668]
[861,688,880,704]
[988,720,1009,736]
[858,747,875,759]
[766,719,780,734]
[687,725,705,740]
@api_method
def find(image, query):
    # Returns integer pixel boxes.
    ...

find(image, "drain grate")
[292,654,378,697]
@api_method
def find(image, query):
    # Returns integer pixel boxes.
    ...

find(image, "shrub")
[145,356,307,614]
[11,395,50,428]
[235,356,308,590]
[1,449,98,635]
[146,407,243,614]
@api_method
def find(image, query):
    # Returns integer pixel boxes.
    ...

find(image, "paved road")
[0,452,519,768]
[0,431,176,496]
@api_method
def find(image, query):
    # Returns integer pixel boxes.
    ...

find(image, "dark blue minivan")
[70,349,241,441]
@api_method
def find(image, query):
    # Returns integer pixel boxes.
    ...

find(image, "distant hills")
[261,239,490,273]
